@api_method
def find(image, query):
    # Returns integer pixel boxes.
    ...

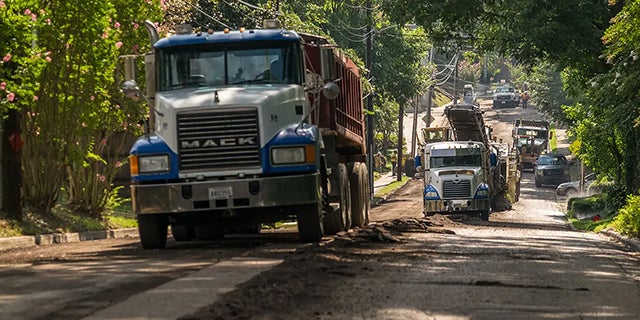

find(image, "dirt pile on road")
[332,217,456,244]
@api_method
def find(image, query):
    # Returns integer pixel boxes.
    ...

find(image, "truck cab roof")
[154,29,302,48]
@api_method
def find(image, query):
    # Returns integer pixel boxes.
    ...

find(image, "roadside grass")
[566,194,616,232]
[434,91,452,107]
[568,216,613,232]
[374,175,410,198]
[0,198,137,238]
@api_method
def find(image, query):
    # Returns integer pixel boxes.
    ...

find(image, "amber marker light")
[305,145,316,164]
[129,155,139,175]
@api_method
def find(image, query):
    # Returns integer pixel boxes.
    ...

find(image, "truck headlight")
[271,146,315,165]
[536,170,543,176]
[424,185,440,200]
[474,183,490,199]
[131,155,170,174]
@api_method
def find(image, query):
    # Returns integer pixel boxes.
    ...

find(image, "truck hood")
[152,84,307,154]
[156,84,303,109]
[432,167,482,177]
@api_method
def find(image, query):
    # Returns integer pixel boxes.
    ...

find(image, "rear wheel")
[323,163,351,234]
[171,225,193,242]
[195,224,225,240]
[138,214,168,249]
[298,202,324,242]
[349,162,370,228]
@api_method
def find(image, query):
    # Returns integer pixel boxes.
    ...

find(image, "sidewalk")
[373,171,402,194]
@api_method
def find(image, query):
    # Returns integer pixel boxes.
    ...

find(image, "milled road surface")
[1,103,639,320]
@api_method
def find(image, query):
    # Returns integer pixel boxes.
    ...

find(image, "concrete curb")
[600,229,640,252]
[0,228,139,251]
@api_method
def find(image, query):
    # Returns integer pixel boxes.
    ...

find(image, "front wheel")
[479,210,490,221]
[138,214,168,249]
[297,202,324,242]
[535,179,542,188]
[565,187,578,198]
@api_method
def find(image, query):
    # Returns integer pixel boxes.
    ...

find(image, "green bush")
[613,194,640,237]
[569,193,608,214]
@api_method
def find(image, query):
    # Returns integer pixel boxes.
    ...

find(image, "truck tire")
[230,222,262,234]
[195,224,225,240]
[171,225,193,242]
[297,202,324,242]
[480,210,490,221]
[138,214,168,249]
[323,163,351,234]
[349,162,369,228]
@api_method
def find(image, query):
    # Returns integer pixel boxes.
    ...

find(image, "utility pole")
[410,94,419,158]
[452,52,459,104]
[397,103,404,182]
[425,46,435,129]
[365,0,374,198]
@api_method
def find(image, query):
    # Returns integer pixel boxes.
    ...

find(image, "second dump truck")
[418,103,515,221]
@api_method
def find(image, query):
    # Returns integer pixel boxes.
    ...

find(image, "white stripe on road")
[82,256,283,320]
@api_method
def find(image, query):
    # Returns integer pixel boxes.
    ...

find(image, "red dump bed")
[301,33,365,155]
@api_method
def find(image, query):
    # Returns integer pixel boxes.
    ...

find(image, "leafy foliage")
[614,194,640,237]
[1,0,162,216]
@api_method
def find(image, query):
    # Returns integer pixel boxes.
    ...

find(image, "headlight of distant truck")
[271,145,315,165]
[536,170,543,176]
[474,183,490,199]
[424,185,440,200]
[130,154,170,174]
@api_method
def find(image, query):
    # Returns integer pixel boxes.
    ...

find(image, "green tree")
[0,0,162,216]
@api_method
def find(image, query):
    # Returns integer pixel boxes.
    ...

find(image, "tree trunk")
[2,109,23,221]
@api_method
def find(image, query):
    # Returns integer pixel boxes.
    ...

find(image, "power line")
[172,0,230,28]
[342,3,379,11]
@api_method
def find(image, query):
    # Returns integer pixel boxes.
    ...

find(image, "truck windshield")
[157,42,302,91]
[496,86,514,93]
[430,154,483,168]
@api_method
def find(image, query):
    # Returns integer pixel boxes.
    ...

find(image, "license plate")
[209,186,232,199]
[452,200,468,208]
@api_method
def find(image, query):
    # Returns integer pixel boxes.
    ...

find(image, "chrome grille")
[442,180,471,198]
[177,109,260,171]
[543,169,564,176]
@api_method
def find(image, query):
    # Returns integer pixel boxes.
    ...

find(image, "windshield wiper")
[166,81,207,89]
[231,79,271,85]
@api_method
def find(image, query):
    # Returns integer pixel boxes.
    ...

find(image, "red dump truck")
[123,20,369,248]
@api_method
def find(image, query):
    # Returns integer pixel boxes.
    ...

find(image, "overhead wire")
[173,0,230,28]
[221,0,268,28]
[342,3,380,11]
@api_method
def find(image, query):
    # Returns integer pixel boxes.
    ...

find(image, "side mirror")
[121,80,141,101]
[321,81,340,100]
